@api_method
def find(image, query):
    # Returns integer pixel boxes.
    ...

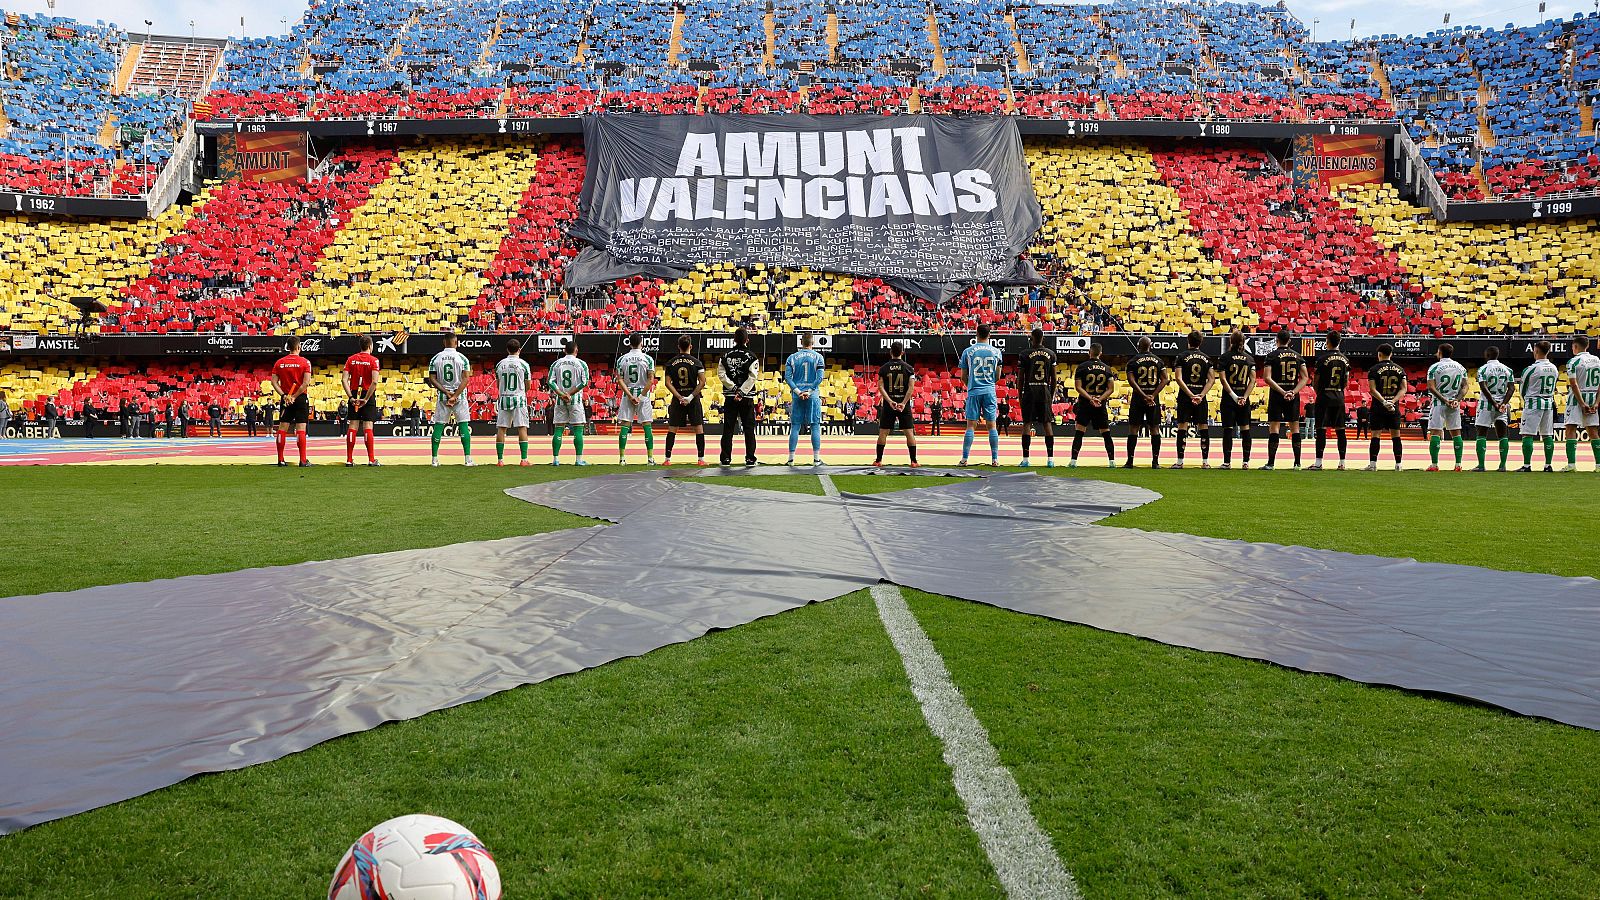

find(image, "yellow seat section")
[0,361,98,409]
[1026,140,1254,334]
[657,263,853,334]
[291,138,537,335]
[1339,184,1600,335]
[0,205,194,333]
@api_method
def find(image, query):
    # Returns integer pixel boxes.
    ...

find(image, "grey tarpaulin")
[4,471,1598,834]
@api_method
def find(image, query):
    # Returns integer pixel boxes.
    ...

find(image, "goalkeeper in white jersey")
[1561,334,1600,472]
[427,332,474,467]
[614,333,657,464]
[1425,343,1467,471]
[1518,340,1560,472]
[494,338,533,467]
[547,339,590,466]
[1472,346,1515,472]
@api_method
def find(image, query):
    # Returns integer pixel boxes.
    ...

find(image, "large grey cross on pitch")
[2,469,1597,833]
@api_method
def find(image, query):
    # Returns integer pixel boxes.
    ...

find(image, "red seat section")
[1152,145,1450,335]
[107,147,397,334]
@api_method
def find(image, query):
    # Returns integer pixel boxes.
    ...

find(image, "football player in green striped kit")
[1472,347,1515,472]
[1425,343,1467,472]
[1518,341,1560,472]
[1561,334,1600,472]
[427,332,474,467]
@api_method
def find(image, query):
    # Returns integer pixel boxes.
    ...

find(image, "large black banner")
[565,114,1044,301]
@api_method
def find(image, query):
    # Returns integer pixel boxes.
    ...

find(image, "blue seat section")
[680,0,767,65]
[833,0,933,64]
[772,3,828,64]
[586,0,676,68]
[933,0,1012,68]
[0,14,122,160]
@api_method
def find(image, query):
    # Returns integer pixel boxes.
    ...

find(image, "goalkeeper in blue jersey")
[958,323,1004,466]
[784,333,827,466]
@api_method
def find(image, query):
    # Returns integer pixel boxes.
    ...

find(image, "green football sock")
[431,423,445,457]
[1591,440,1600,468]
[643,423,655,451]
[552,429,563,457]
[1566,439,1578,466]
[1428,434,1440,465]
[1544,436,1556,466]
[618,424,631,453]
[1475,437,1486,468]
[1498,438,1509,467]
[1523,436,1535,466]
[496,440,505,463]
[1452,436,1463,466]
[458,426,471,455]
[519,439,528,461]
[573,427,585,457]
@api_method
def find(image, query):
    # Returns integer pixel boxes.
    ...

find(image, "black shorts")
[1314,395,1346,429]
[667,397,704,428]
[1074,398,1109,431]
[878,400,914,431]
[1369,402,1400,431]
[277,395,310,426]
[1267,392,1301,424]
[1220,395,1251,429]
[1175,392,1208,425]
[1020,389,1053,426]
[1128,396,1160,430]
[350,396,379,423]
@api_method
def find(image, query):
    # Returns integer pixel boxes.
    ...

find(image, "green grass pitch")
[1,466,1596,898]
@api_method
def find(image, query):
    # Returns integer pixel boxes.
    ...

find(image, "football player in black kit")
[1070,344,1117,468]
[717,327,761,466]
[1124,337,1168,469]
[1017,328,1059,467]
[663,335,707,466]
[1262,327,1308,470]
[1172,331,1215,469]
[1216,330,1256,468]
[1310,329,1352,470]
[873,341,919,467]
[1365,343,1410,471]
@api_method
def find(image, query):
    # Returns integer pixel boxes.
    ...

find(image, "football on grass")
[328,814,501,900]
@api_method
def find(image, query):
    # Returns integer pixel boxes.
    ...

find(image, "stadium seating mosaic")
[1,1,1597,200]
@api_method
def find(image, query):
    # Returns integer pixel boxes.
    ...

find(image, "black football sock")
[1242,435,1253,464]
[1291,434,1303,466]
[695,434,705,459]
[1315,430,1326,461]
[1125,435,1137,464]
[1021,433,1032,459]
[1199,432,1209,462]
[1043,433,1054,459]
[1103,433,1115,462]
[1071,432,1084,460]
[1336,428,1347,461]
[665,432,676,459]
[1369,436,1380,462]
[1267,433,1280,465]
[1223,429,1234,464]
[1392,434,1403,464]
[1150,435,1161,466]
[908,445,918,463]
[874,438,885,464]
[1176,432,1186,462]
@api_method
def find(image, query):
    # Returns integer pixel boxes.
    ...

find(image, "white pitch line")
[819,474,1081,900]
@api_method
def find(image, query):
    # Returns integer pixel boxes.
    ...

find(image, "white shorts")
[552,395,587,426]
[1520,406,1555,436]
[496,405,529,429]
[433,396,471,425]
[617,393,654,423]
[1474,402,1509,428]
[1564,401,1599,429]
[1428,401,1461,431]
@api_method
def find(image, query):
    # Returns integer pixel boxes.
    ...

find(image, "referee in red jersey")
[272,337,313,467]
[342,335,381,467]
